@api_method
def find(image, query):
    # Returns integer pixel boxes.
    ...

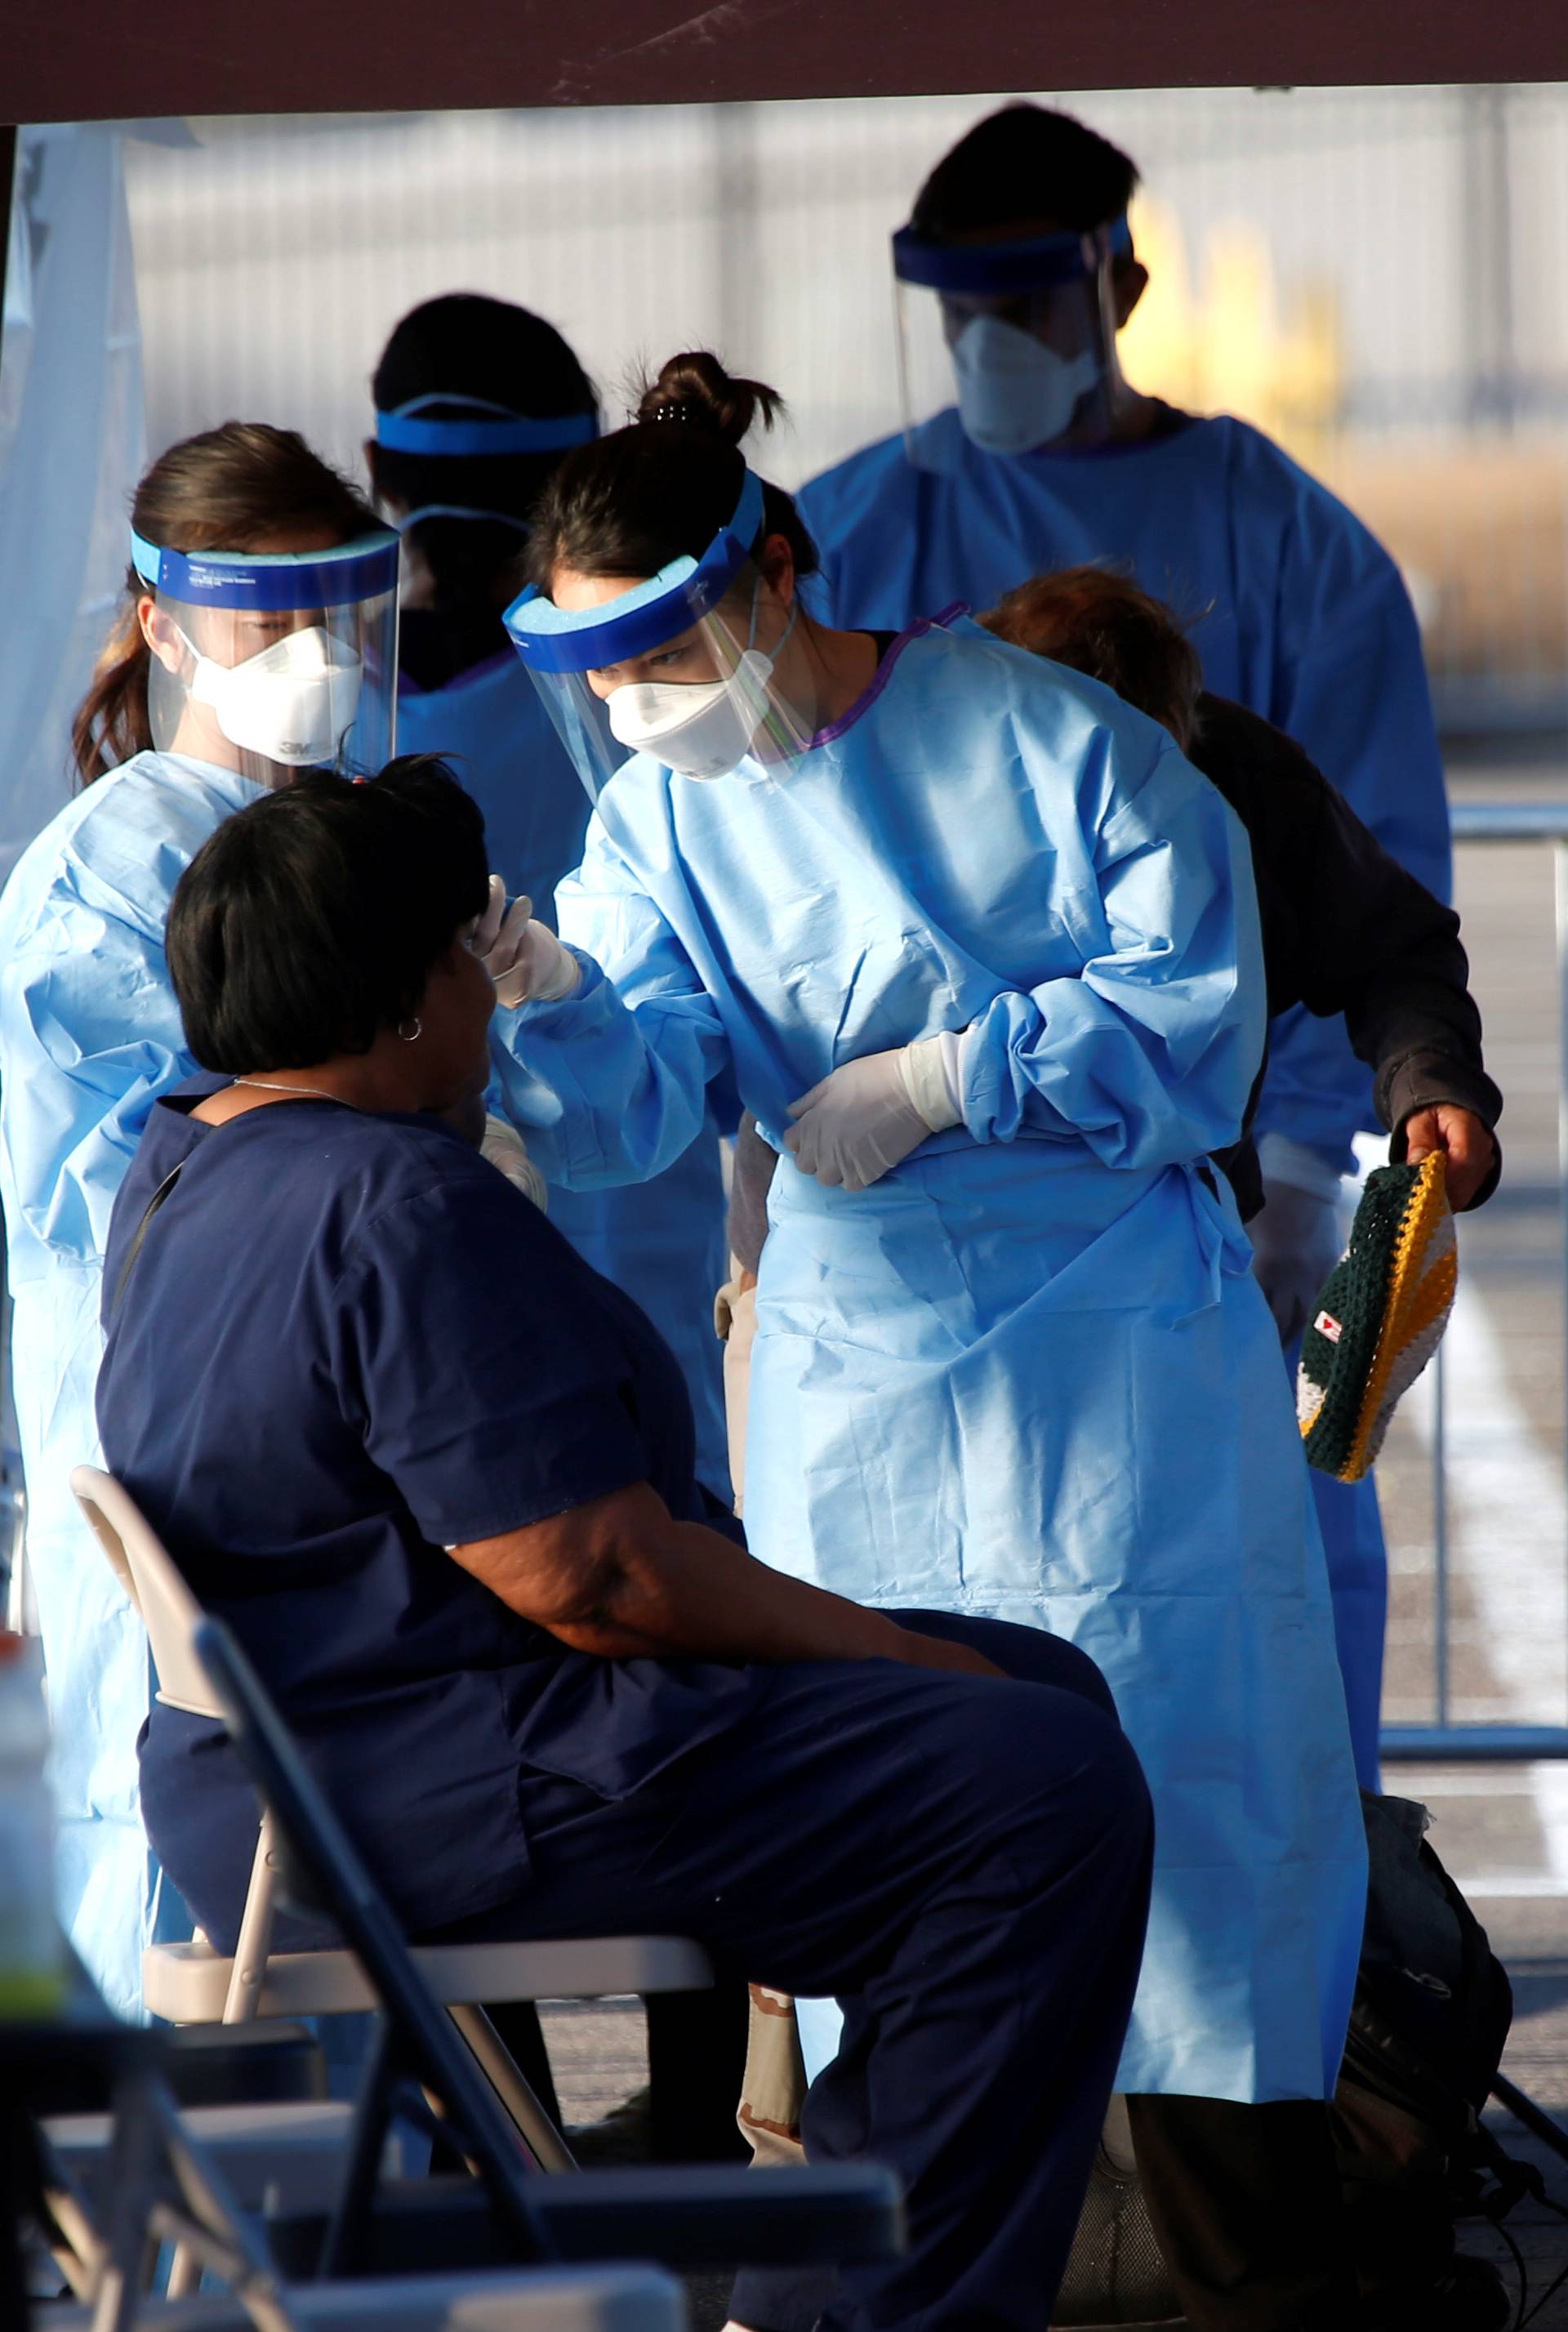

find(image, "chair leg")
[447,2003,577,2172]
[165,2240,203,2298]
[41,2185,103,2300]
[481,2000,563,2129]
[317,2022,400,2281]
[145,1815,284,2294]
[88,2072,163,2332]
[1493,2072,1568,2166]
[220,1812,280,2025]
[0,2102,35,2330]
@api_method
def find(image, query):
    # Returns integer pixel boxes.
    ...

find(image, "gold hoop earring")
[398,1016,422,1044]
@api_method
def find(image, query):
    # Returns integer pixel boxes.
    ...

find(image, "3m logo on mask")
[185,625,363,768]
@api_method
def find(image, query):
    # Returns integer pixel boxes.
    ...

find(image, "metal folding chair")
[73,1465,713,2178]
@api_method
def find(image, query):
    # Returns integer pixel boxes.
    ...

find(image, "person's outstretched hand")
[470,874,579,1007]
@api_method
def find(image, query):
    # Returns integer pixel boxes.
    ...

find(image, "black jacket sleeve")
[1190,693,1502,1209]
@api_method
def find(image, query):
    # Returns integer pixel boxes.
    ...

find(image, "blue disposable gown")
[800,406,1453,1787]
[0,751,267,2014]
[397,652,730,1496]
[493,613,1366,2102]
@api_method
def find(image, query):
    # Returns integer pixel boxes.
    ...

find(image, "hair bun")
[637,352,783,447]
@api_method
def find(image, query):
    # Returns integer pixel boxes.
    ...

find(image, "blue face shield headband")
[503,467,766,676]
[892,217,1134,463]
[892,216,1133,296]
[129,529,400,612]
[131,527,400,776]
[375,394,599,458]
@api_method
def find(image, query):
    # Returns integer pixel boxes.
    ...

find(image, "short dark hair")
[911,103,1139,239]
[372,292,598,591]
[982,566,1201,750]
[168,756,489,1072]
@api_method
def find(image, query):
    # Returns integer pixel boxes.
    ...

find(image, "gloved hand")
[470,874,580,1007]
[784,1036,964,1193]
[1247,1176,1344,1348]
[480,1115,549,1211]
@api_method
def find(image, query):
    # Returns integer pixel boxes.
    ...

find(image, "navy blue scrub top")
[97,1086,760,1943]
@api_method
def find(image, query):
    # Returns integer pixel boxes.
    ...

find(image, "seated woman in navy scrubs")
[96,756,1152,2332]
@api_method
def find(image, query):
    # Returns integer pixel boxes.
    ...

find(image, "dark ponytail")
[635,350,783,444]
[526,350,818,595]
[71,605,153,791]
[71,422,376,787]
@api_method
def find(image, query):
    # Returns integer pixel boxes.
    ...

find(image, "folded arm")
[450,1481,1001,1676]
[961,743,1267,1169]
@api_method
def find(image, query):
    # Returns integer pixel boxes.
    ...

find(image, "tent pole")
[0,128,17,332]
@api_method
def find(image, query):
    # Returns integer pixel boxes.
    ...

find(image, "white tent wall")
[122,91,1568,474]
[0,125,145,882]
[0,87,1562,826]
[118,87,1568,733]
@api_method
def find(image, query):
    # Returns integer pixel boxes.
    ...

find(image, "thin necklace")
[232,1076,352,1105]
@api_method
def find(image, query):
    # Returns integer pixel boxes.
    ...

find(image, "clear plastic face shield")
[373,395,599,536]
[893,217,1133,468]
[132,530,400,787]
[503,469,813,803]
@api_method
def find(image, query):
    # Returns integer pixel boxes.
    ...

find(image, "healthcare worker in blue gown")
[0,423,397,2013]
[487,350,1369,2330]
[798,102,1454,1790]
[366,293,731,1497]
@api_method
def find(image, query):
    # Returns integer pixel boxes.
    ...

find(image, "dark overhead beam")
[3,0,1566,126]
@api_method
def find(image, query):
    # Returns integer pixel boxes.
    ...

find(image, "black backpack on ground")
[1051,1790,1530,2330]
[1334,1790,1524,2330]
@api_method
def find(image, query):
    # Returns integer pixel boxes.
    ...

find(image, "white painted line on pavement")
[1452,1875,1568,1898]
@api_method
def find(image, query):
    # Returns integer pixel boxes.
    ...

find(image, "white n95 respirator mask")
[951,314,1100,457]
[607,597,799,782]
[185,625,363,769]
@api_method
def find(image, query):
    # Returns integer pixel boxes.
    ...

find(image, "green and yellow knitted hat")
[1297,1153,1457,1483]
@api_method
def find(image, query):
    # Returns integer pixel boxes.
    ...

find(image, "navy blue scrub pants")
[427,1612,1153,2332]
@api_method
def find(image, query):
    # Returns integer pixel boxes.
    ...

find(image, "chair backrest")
[191,1612,557,2265]
[71,1465,220,1719]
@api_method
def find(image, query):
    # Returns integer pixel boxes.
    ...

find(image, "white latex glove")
[1247,1176,1344,1348]
[470,873,580,1007]
[784,1035,964,1193]
[480,1115,549,1212]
